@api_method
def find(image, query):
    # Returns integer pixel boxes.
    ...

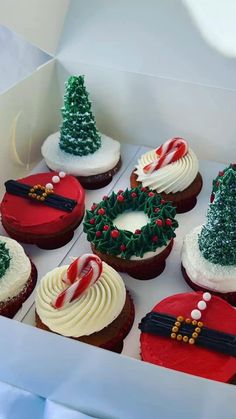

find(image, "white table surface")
[0,143,235,419]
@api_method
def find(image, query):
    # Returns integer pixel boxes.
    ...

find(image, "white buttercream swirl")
[35,262,126,337]
[135,148,199,193]
[182,225,236,293]
[0,236,31,301]
[41,132,120,176]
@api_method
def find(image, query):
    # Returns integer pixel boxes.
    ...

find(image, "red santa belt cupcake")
[35,254,134,353]
[83,187,178,280]
[131,137,203,213]
[139,292,236,383]
[0,235,37,318]
[1,171,85,249]
[182,166,236,306]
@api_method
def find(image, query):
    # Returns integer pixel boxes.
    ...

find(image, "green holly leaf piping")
[0,241,11,278]
[83,187,178,260]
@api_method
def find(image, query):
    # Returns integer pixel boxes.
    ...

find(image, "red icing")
[140,292,236,382]
[1,172,85,235]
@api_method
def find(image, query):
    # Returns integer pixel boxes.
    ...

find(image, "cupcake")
[1,171,85,249]
[181,166,236,305]
[42,76,121,189]
[130,137,202,213]
[35,254,134,353]
[83,187,178,280]
[139,291,236,383]
[0,235,37,318]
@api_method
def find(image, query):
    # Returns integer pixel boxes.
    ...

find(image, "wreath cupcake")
[83,187,178,279]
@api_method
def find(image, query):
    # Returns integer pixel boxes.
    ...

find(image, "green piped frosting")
[59,75,101,156]
[199,167,236,266]
[83,187,178,260]
[0,241,11,278]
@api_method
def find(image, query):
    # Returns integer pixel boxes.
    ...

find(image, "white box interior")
[1,0,236,416]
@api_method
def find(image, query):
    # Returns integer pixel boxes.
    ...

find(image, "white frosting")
[182,225,236,293]
[135,148,199,193]
[0,236,31,301]
[41,132,120,176]
[113,211,150,233]
[35,262,126,337]
[130,242,170,261]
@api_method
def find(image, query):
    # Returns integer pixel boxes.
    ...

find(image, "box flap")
[0,0,70,55]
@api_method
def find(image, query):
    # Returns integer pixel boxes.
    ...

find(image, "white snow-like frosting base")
[182,225,236,293]
[0,236,31,301]
[135,148,199,193]
[41,132,120,176]
[113,211,150,233]
[35,262,126,337]
[113,210,170,260]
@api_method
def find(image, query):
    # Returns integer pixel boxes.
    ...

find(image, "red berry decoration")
[148,192,155,197]
[210,194,214,203]
[154,207,160,213]
[103,224,109,231]
[118,189,124,194]
[141,187,147,192]
[135,229,141,234]
[219,171,224,177]
[161,199,166,204]
[166,218,172,226]
[111,230,119,239]
[152,235,158,243]
[131,192,137,198]
[98,208,105,215]
[91,204,97,211]
[120,244,126,252]
[156,219,163,226]
[117,195,125,202]
[103,195,108,201]
[89,218,95,225]
[95,231,102,237]
[216,181,220,187]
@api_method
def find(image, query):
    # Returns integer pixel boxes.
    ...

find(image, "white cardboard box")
[0,1,236,417]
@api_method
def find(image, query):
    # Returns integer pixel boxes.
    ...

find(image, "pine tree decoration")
[198,166,236,266]
[59,75,101,156]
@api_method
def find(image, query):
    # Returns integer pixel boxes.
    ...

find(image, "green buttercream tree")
[59,75,101,156]
[198,167,236,265]
[0,241,11,278]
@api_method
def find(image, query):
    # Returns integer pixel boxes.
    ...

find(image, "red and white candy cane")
[51,254,103,309]
[143,137,188,174]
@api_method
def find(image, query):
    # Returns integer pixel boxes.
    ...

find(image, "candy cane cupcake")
[1,171,85,249]
[139,292,236,383]
[0,235,37,318]
[83,187,178,280]
[130,137,203,213]
[35,254,135,353]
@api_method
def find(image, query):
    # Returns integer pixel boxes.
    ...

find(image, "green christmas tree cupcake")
[42,76,121,189]
[181,165,236,305]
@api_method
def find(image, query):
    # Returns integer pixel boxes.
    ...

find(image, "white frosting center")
[113,211,149,233]
[41,132,120,176]
[35,262,126,337]
[182,225,236,293]
[0,236,31,301]
[135,148,199,193]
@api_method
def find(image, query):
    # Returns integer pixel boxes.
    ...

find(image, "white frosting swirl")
[41,132,120,176]
[135,148,199,193]
[35,262,126,337]
[182,226,236,293]
[0,236,31,301]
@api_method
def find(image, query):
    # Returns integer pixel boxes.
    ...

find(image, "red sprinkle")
[135,229,141,234]
[117,195,125,202]
[166,218,172,226]
[118,189,124,194]
[152,235,158,243]
[141,187,147,192]
[103,195,108,201]
[216,181,220,187]
[111,230,119,239]
[120,244,126,251]
[148,192,155,197]
[91,204,97,211]
[156,219,163,226]
[219,171,224,177]
[154,208,160,213]
[210,194,214,203]
[95,231,102,237]
[89,218,95,225]
[131,192,137,198]
[98,208,105,215]
[103,225,109,231]
[161,199,166,204]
